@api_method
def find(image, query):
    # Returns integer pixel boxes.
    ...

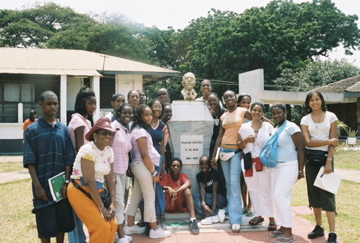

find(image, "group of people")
[23,80,339,243]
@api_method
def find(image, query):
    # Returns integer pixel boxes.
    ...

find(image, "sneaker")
[189,219,200,234]
[116,235,132,243]
[307,225,324,239]
[327,233,337,243]
[201,215,220,225]
[217,209,226,223]
[123,225,146,235]
[117,237,128,243]
[149,228,171,239]
[232,223,241,233]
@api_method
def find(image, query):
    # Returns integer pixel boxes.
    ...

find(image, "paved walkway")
[2,155,356,242]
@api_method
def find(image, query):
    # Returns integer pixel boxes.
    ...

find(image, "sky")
[2,0,360,67]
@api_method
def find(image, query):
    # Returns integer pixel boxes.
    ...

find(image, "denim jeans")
[68,212,86,243]
[193,193,227,217]
[220,147,242,224]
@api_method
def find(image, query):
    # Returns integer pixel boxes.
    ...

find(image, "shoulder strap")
[276,121,287,135]
[71,179,92,199]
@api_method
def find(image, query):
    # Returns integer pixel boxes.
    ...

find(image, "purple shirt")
[131,126,160,166]
[111,121,132,174]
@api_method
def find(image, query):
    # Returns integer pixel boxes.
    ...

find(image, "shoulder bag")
[259,121,287,168]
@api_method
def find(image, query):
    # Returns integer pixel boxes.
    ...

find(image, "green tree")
[273,59,360,91]
[0,3,94,47]
[180,0,360,85]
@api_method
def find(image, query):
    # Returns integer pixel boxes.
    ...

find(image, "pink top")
[221,107,247,144]
[131,126,160,166]
[111,121,132,174]
[68,113,92,149]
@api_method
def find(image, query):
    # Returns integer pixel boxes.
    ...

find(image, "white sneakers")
[200,209,226,225]
[123,225,146,235]
[217,209,226,223]
[201,215,219,225]
[117,235,132,243]
[232,223,241,233]
[149,227,171,239]
[114,233,132,243]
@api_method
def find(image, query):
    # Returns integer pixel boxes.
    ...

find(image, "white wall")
[67,77,83,110]
[116,74,143,100]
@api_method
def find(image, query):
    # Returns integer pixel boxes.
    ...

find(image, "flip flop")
[273,236,295,243]
[270,230,284,238]
[242,209,248,215]
[268,222,277,231]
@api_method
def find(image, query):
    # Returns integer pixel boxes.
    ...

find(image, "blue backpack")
[259,121,287,167]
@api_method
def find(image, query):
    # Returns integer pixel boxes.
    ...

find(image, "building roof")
[0,48,179,83]
[314,75,360,93]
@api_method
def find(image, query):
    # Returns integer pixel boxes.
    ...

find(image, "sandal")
[273,236,295,243]
[270,230,284,238]
[246,210,254,217]
[268,222,277,231]
[242,209,248,215]
[249,216,264,225]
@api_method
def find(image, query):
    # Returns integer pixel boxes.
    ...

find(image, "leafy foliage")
[180,0,360,85]
[0,3,94,48]
[273,59,360,91]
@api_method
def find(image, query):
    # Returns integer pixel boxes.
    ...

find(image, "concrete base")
[162,212,267,233]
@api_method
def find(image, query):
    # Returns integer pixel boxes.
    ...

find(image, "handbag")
[243,152,252,170]
[219,151,235,161]
[259,121,287,168]
[307,149,327,166]
[72,180,111,209]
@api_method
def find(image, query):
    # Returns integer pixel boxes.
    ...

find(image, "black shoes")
[327,233,337,243]
[189,219,199,234]
[308,225,325,239]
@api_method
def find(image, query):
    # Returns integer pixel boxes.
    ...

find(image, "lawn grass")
[0,149,359,242]
[334,147,360,170]
[291,147,360,243]
[0,162,24,173]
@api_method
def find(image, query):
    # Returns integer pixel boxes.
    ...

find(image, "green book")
[48,171,65,202]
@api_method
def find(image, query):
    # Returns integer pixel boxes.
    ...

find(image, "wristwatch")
[152,171,158,177]
[65,180,70,184]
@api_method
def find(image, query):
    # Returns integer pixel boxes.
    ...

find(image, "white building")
[0,48,179,154]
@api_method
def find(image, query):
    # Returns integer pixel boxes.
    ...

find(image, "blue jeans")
[220,147,242,224]
[68,211,86,243]
[193,193,227,217]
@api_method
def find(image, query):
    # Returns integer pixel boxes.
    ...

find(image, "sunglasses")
[158,92,168,96]
[98,131,113,136]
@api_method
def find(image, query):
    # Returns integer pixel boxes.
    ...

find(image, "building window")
[0,74,59,123]
[100,75,115,109]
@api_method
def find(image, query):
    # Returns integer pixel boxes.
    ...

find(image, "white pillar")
[60,75,67,125]
[18,103,23,123]
[93,76,101,122]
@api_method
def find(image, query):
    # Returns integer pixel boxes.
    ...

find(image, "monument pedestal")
[168,101,214,194]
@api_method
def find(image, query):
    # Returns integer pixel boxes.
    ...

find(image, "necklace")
[311,112,325,128]
[151,119,159,129]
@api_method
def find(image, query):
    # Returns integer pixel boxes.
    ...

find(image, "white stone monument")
[168,100,214,194]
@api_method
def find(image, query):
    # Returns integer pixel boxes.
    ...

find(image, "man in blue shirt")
[23,90,75,242]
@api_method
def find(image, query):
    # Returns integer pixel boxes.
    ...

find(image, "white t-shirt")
[239,121,274,157]
[300,111,338,151]
[276,121,301,162]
